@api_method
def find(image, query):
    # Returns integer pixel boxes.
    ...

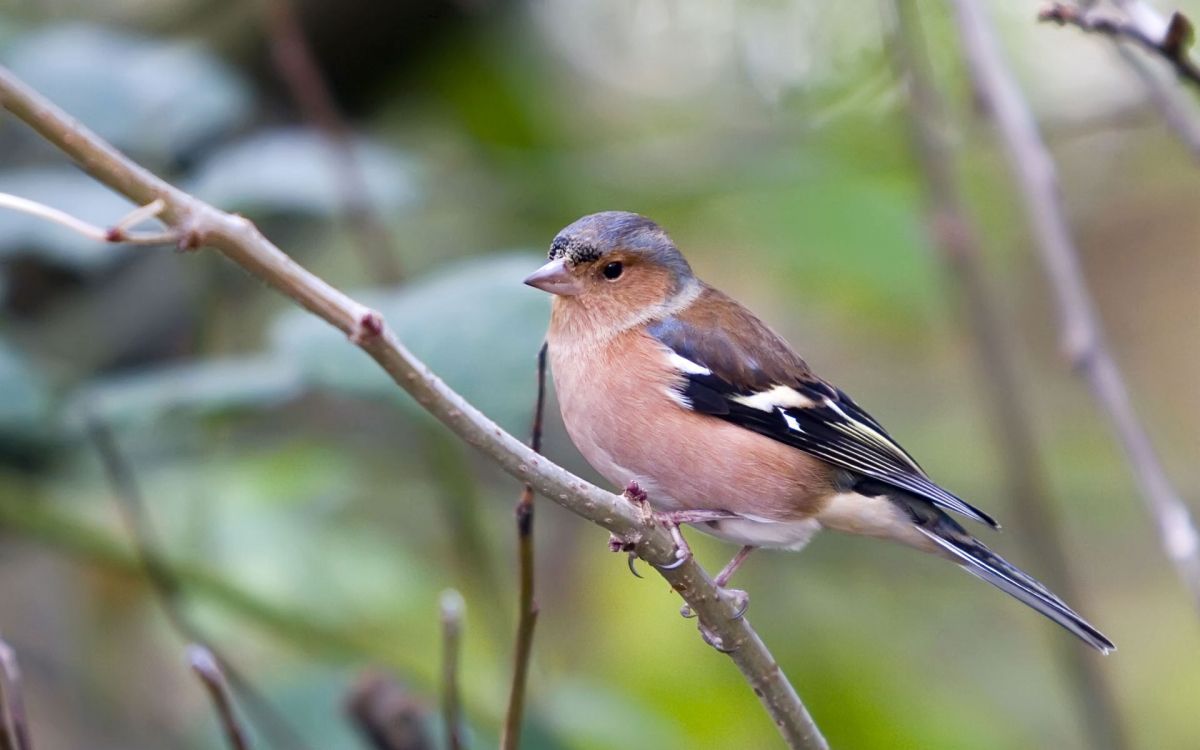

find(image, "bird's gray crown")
[548,211,693,279]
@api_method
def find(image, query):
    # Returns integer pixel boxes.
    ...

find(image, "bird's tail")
[909,508,1115,654]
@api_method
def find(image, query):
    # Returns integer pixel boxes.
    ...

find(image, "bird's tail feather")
[913,523,1115,654]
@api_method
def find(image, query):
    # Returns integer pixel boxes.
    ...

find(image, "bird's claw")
[724,589,750,620]
[608,533,644,578]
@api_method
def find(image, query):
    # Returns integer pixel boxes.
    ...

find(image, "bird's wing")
[648,286,999,529]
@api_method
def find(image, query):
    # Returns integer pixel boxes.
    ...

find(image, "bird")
[523,210,1114,654]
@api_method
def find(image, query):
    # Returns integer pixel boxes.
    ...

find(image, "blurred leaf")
[2,24,251,162]
[63,355,305,429]
[0,167,142,271]
[186,127,420,218]
[541,679,689,750]
[270,252,549,434]
[0,335,50,439]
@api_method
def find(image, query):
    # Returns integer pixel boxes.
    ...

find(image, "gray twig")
[889,3,1129,748]
[0,639,31,750]
[188,645,253,750]
[439,591,465,750]
[951,0,1200,613]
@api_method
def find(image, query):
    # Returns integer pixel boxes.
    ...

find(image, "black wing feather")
[651,312,999,530]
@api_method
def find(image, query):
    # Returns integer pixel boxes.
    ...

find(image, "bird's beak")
[523,258,582,296]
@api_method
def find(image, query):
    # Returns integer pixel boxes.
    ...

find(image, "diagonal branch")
[500,342,547,750]
[888,3,1129,748]
[0,64,825,749]
[1039,3,1200,89]
[949,0,1200,613]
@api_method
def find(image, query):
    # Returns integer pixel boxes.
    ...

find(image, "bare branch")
[500,342,548,750]
[345,671,433,750]
[951,0,1200,612]
[1040,3,1200,87]
[0,65,826,749]
[188,645,252,750]
[0,639,31,750]
[438,591,465,750]
[0,193,177,245]
[261,0,403,282]
[86,417,313,750]
[888,3,1129,748]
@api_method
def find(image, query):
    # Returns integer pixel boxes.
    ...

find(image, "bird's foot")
[608,533,644,578]
[698,623,738,653]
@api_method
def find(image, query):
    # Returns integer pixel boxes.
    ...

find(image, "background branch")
[1040,3,1200,88]
[949,0,1200,612]
[189,644,253,750]
[0,639,31,750]
[500,342,547,750]
[0,65,826,749]
[345,671,433,750]
[889,3,1128,748]
[86,417,313,750]
[438,590,464,750]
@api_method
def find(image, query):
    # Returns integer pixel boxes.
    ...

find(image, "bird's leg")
[715,545,755,588]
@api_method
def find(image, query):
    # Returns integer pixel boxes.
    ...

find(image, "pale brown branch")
[188,645,252,750]
[0,65,825,749]
[500,342,547,750]
[438,590,465,750]
[0,639,31,750]
[950,0,1200,612]
[889,3,1128,748]
[0,193,177,245]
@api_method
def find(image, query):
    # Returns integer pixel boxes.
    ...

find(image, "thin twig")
[188,644,253,750]
[950,0,1200,612]
[0,193,177,245]
[345,671,433,750]
[1039,3,1200,89]
[261,0,403,282]
[889,4,1129,748]
[85,417,313,750]
[0,639,31,750]
[0,65,826,749]
[500,342,547,750]
[439,591,465,750]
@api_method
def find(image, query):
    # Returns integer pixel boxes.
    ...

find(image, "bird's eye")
[602,261,624,280]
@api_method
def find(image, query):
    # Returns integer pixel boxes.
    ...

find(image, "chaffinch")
[524,210,1113,654]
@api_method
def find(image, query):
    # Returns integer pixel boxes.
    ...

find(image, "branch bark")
[189,645,253,750]
[949,0,1200,612]
[889,4,1128,748]
[500,343,547,750]
[0,63,825,749]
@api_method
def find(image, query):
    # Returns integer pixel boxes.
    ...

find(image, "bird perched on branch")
[524,210,1113,654]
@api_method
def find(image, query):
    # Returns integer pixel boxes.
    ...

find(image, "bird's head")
[524,211,695,332]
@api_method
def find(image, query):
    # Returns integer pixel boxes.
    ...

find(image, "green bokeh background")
[0,1,1197,748]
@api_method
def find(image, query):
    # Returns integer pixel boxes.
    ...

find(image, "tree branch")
[0,65,825,748]
[949,0,1200,612]
[1039,3,1200,89]
[438,591,464,750]
[188,644,253,750]
[500,342,547,750]
[889,4,1129,748]
[0,639,31,750]
[85,417,313,750]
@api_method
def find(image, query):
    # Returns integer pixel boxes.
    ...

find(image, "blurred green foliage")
[0,2,1197,749]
